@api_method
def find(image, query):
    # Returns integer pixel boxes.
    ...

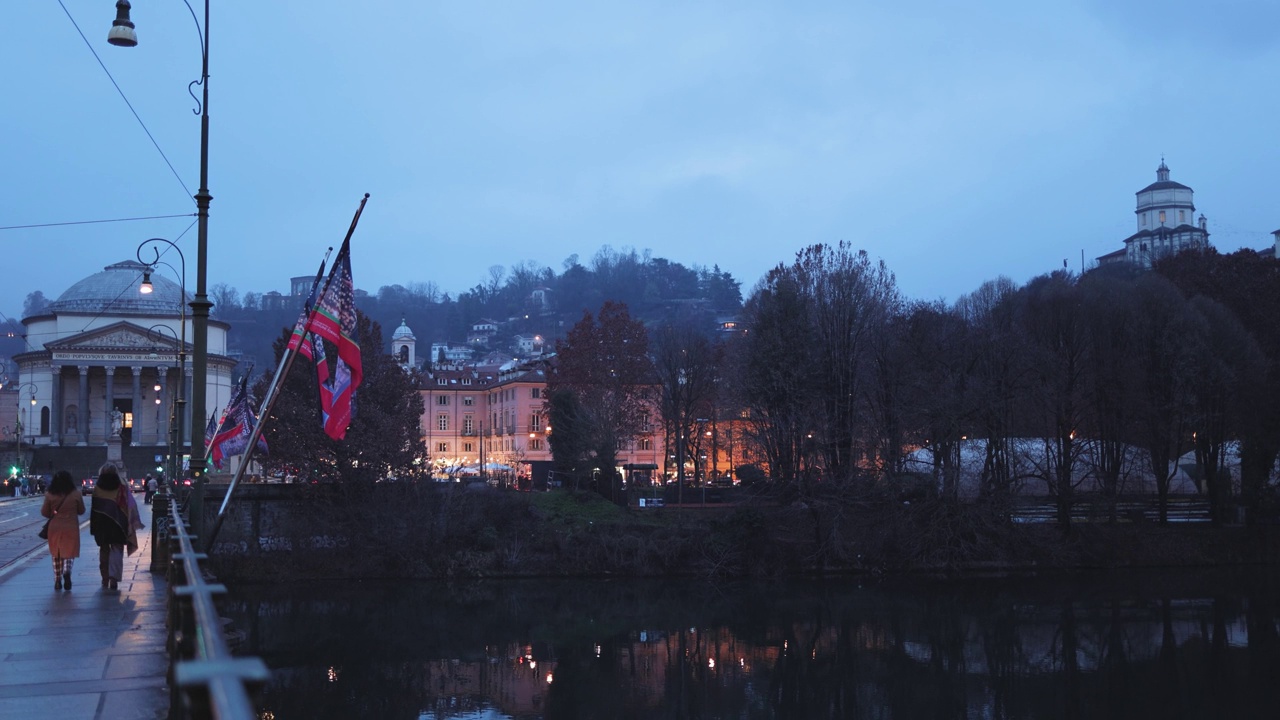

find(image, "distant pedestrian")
[42,470,85,592]
[144,474,156,504]
[89,463,142,591]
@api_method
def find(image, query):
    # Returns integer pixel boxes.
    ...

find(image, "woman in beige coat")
[42,470,85,591]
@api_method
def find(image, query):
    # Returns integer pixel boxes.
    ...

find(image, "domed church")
[1097,161,1211,268]
[15,260,235,479]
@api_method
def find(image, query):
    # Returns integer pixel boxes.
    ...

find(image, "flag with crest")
[210,375,269,469]
[307,237,362,439]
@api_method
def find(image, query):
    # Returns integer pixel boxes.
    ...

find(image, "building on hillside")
[14,260,235,479]
[429,342,472,364]
[1098,161,1210,268]
[289,275,315,298]
[1260,230,1280,260]
[529,287,552,310]
[513,333,545,355]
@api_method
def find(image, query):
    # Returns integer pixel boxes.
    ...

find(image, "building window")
[530,413,541,431]
[531,387,541,399]
[463,396,474,406]
[437,395,449,406]
[436,442,448,453]
[437,415,449,431]
[1141,214,1147,227]
[1179,210,1185,223]
[639,438,653,451]
[530,438,543,450]
[461,378,472,385]
[437,378,446,385]
[464,416,474,434]
[463,442,474,453]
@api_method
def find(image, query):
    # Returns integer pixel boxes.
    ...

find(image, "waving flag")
[287,260,327,360]
[308,237,362,440]
[203,410,218,451]
[210,376,269,470]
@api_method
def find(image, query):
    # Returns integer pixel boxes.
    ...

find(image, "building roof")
[48,260,191,316]
[1136,180,1192,193]
[392,318,415,341]
[1123,224,1208,243]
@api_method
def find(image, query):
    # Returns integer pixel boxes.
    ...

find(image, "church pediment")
[45,321,189,360]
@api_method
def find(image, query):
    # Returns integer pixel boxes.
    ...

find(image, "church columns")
[77,366,89,446]
[50,365,62,445]
[131,367,142,446]
[104,366,116,430]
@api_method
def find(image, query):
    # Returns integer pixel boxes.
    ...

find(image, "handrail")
[163,494,270,718]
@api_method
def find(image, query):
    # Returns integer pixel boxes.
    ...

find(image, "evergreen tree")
[254,312,425,483]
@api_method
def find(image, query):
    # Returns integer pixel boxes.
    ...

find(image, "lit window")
[436,442,448,453]
[640,438,653,451]
[1159,210,1166,224]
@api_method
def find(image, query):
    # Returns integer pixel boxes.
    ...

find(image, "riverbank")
[203,483,1280,582]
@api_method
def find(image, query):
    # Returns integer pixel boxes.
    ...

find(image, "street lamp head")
[108,0,138,47]
[139,269,154,294]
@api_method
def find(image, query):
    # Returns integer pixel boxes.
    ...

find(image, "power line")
[0,213,195,232]
[56,0,194,203]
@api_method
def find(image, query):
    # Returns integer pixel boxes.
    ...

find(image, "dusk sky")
[5,1,1278,326]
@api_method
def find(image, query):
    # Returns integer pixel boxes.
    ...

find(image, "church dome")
[50,260,191,316]
[392,318,416,341]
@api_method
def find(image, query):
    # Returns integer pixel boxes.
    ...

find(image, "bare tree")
[652,320,721,502]
[210,283,241,315]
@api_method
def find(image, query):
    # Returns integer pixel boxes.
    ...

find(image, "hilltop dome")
[49,260,191,316]
[392,318,416,341]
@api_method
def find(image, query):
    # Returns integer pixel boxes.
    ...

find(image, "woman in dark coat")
[89,463,135,590]
[41,470,85,591]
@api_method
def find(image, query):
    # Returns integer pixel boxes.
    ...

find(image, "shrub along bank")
[206,483,1280,583]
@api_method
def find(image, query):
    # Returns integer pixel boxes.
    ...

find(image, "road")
[0,496,72,572]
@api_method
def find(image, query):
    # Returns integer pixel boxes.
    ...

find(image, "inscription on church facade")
[52,352,176,363]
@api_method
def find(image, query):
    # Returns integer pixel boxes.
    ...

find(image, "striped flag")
[308,237,361,440]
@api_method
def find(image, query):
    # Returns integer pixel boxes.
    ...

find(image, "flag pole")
[206,194,370,549]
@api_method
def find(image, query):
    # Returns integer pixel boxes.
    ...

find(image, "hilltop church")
[1097,161,1211,268]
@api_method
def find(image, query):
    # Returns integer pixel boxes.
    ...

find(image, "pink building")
[420,358,662,487]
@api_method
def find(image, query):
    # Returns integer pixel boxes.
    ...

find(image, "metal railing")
[159,492,270,719]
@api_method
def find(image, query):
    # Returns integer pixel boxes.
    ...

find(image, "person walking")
[41,470,85,591]
[89,463,142,591]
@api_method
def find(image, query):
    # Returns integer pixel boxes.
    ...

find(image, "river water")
[224,569,1280,719]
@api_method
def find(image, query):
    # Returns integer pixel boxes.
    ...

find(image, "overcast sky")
[4,1,1278,327]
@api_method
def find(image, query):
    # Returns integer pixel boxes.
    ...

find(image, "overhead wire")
[55,0,194,204]
[0,213,195,232]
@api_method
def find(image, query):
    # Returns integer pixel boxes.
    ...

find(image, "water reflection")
[223,570,1280,719]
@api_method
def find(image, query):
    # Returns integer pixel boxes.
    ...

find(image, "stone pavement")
[0,494,169,719]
